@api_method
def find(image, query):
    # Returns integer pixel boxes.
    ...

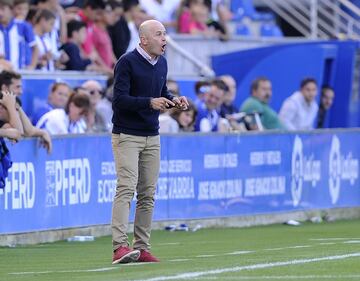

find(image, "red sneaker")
[137,250,160,262]
[112,246,140,264]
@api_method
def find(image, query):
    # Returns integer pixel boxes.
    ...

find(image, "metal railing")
[258,0,360,39]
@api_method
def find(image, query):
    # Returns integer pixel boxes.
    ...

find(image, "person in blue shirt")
[0,0,38,69]
[111,19,188,265]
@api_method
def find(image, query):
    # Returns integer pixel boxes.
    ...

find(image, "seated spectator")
[171,99,197,132]
[81,79,108,132]
[194,79,226,132]
[317,86,335,128]
[240,77,284,130]
[33,9,58,71]
[219,74,238,117]
[32,82,72,125]
[166,78,180,96]
[0,0,38,69]
[194,79,210,107]
[178,0,227,40]
[13,0,29,20]
[159,79,180,133]
[0,70,52,153]
[61,20,96,71]
[36,92,90,135]
[279,77,318,130]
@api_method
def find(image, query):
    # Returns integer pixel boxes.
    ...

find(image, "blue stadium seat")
[231,0,274,21]
[260,23,283,37]
[235,23,251,36]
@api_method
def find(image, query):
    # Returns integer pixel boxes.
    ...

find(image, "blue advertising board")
[0,130,359,234]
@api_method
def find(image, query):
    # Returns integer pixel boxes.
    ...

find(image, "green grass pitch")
[1,219,360,281]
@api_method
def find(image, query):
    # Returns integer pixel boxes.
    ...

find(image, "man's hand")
[39,129,52,154]
[172,96,189,110]
[150,97,175,110]
[0,90,16,109]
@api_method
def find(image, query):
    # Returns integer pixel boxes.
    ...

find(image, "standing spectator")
[107,1,129,59]
[111,20,188,264]
[0,70,52,153]
[33,9,57,71]
[92,1,117,69]
[194,79,225,132]
[279,77,318,130]
[139,0,181,31]
[241,77,284,130]
[36,92,90,135]
[317,86,335,128]
[37,0,67,45]
[32,82,72,125]
[219,74,238,117]
[13,0,29,20]
[78,0,108,67]
[0,0,39,69]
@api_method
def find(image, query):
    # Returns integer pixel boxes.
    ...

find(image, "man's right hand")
[150,97,175,111]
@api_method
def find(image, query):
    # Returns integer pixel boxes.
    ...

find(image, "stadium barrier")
[0,130,359,243]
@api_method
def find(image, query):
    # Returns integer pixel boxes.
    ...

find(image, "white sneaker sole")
[112,250,140,264]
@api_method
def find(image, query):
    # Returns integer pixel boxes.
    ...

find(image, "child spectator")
[33,9,57,71]
[171,99,197,132]
[0,0,38,69]
[61,20,98,71]
[13,0,29,20]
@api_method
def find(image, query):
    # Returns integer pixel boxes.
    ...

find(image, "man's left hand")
[172,96,189,110]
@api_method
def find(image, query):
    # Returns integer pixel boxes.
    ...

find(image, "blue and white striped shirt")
[0,18,36,69]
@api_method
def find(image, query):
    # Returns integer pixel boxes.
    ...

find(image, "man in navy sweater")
[111,19,188,264]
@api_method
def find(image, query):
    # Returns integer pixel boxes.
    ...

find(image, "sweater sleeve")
[112,57,152,110]
[160,59,175,101]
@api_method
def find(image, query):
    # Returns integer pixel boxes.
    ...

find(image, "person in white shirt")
[36,92,90,135]
[139,0,181,30]
[279,78,319,130]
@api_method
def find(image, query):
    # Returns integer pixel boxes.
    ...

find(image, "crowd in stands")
[0,0,334,143]
[159,75,335,133]
[0,0,283,73]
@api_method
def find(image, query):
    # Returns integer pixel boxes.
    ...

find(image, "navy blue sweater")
[112,49,174,136]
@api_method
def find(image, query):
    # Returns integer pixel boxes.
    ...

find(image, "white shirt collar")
[136,44,159,65]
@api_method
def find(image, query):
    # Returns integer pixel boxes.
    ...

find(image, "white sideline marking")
[192,275,360,280]
[310,238,360,241]
[131,252,360,281]
[169,259,191,262]
[196,255,216,258]
[225,251,254,255]
[318,242,336,245]
[344,240,360,244]
[264,245,311,251]
[157,242,181,246]
[9,267,116,275]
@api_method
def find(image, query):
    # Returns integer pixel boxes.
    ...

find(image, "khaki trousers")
[111,133,160,251]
